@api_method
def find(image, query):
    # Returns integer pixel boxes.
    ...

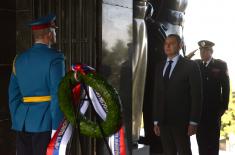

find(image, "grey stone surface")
[132,145,150,155]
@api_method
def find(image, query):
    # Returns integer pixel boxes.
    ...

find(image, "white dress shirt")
[163,54,180,78]
[203,57,212,67]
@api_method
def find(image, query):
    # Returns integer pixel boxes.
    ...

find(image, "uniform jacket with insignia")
[8,43,65,132]
[195,58,230,121]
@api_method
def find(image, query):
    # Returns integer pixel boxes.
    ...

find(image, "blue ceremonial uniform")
[8,43,65,132]
[9,14,65,155]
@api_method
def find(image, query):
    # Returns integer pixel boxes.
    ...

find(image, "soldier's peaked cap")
[198,40,215,49]
[28,14,57,30]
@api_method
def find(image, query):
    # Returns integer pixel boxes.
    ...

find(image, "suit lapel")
[160,60,166,78]
[159,60,166,88]
[170,55,184,80]
[207,58,214,69]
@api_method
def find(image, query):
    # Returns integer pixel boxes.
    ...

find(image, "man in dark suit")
[195,40,230,155]
[153,34,202,155]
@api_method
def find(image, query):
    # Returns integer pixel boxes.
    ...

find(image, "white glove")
[51,130,56,138]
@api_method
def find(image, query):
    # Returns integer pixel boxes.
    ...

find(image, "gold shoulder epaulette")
[12,55,18,75]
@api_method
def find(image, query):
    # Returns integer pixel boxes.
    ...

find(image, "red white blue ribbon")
[46,119,72,155]
[89,87,126,155]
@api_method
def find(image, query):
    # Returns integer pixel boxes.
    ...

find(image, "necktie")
[203,62,207,68]
[164,60,173,81]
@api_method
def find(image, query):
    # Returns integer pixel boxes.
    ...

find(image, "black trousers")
[196,119,221,155]
[160,124,192,155]
[16,131,51,155]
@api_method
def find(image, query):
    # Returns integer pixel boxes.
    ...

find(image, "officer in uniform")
[8,14,65,155]
[195,40,230,155]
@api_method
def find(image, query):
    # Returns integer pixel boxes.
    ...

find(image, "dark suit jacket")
[195,58,230,122]
[153,56,202,125]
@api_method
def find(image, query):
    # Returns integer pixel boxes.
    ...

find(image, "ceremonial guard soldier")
[8,14,65,155]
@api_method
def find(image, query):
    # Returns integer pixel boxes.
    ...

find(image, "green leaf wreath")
[58,68,122,138]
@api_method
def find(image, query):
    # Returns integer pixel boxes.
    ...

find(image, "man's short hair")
[32,28,52,40]
[167,34,182,45]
